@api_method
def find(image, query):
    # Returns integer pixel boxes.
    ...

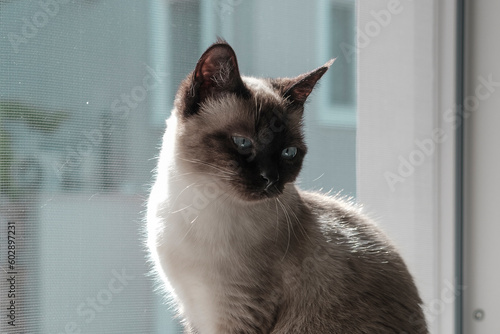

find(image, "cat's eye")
[232,136,253,150]
[281,147,297,159]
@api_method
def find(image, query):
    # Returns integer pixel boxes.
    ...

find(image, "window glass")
[0,1,356,332]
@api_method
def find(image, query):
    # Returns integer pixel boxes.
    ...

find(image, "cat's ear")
[189,40,249,113]
[283,59,336,106]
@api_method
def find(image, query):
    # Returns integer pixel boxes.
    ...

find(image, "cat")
[146,39,428,334]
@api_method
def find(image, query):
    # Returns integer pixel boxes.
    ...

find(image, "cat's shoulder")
[297,189,363,219]
[296,189,392,243]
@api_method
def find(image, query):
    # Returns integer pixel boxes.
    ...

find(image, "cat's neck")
[168,169,299,240]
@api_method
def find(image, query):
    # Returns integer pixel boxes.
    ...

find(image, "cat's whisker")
[273,198,281,242]
[205,183,233,207]
[276,191,298,238]
[168,181,202,212]
[276,197,292,260]
[176,156,236,176]
[170,171,233,182]
[281,197,311,242]
[178,215,198,244]
[169,203,194,214]
[169,178,228,210]
[170,177,234,216]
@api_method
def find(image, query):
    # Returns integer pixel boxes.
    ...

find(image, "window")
[316,0,356,127]
[357,1,460,333]
[0,1,356,332]
[1,1,457,333]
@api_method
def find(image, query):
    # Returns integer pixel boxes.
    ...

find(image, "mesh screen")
[0,1,356,332]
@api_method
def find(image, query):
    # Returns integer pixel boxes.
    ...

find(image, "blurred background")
[0,0,356,332]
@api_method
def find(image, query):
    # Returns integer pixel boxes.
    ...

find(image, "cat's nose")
[260,170,279,190]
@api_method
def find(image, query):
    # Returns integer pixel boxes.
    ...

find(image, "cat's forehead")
[198,77,290,134]
[241,76,289,127]
[242,76,281,102]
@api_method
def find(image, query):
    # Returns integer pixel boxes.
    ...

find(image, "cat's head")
[173,40,333,202]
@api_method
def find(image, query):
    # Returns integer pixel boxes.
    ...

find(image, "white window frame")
[356,1,459,333]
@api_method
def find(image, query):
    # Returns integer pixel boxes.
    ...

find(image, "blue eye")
[232,136,253,150]
[281,147,297,159]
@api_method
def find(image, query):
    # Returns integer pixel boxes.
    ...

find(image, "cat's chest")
[167,258,218,333]
[153,174,281,331]
[160,175,266,251]
[158,208,248,333]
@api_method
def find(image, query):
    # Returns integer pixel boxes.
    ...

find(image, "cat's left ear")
[283,59,336,106]
[190,41,250,112]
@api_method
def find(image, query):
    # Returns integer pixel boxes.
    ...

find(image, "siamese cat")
[147,40,428,333]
